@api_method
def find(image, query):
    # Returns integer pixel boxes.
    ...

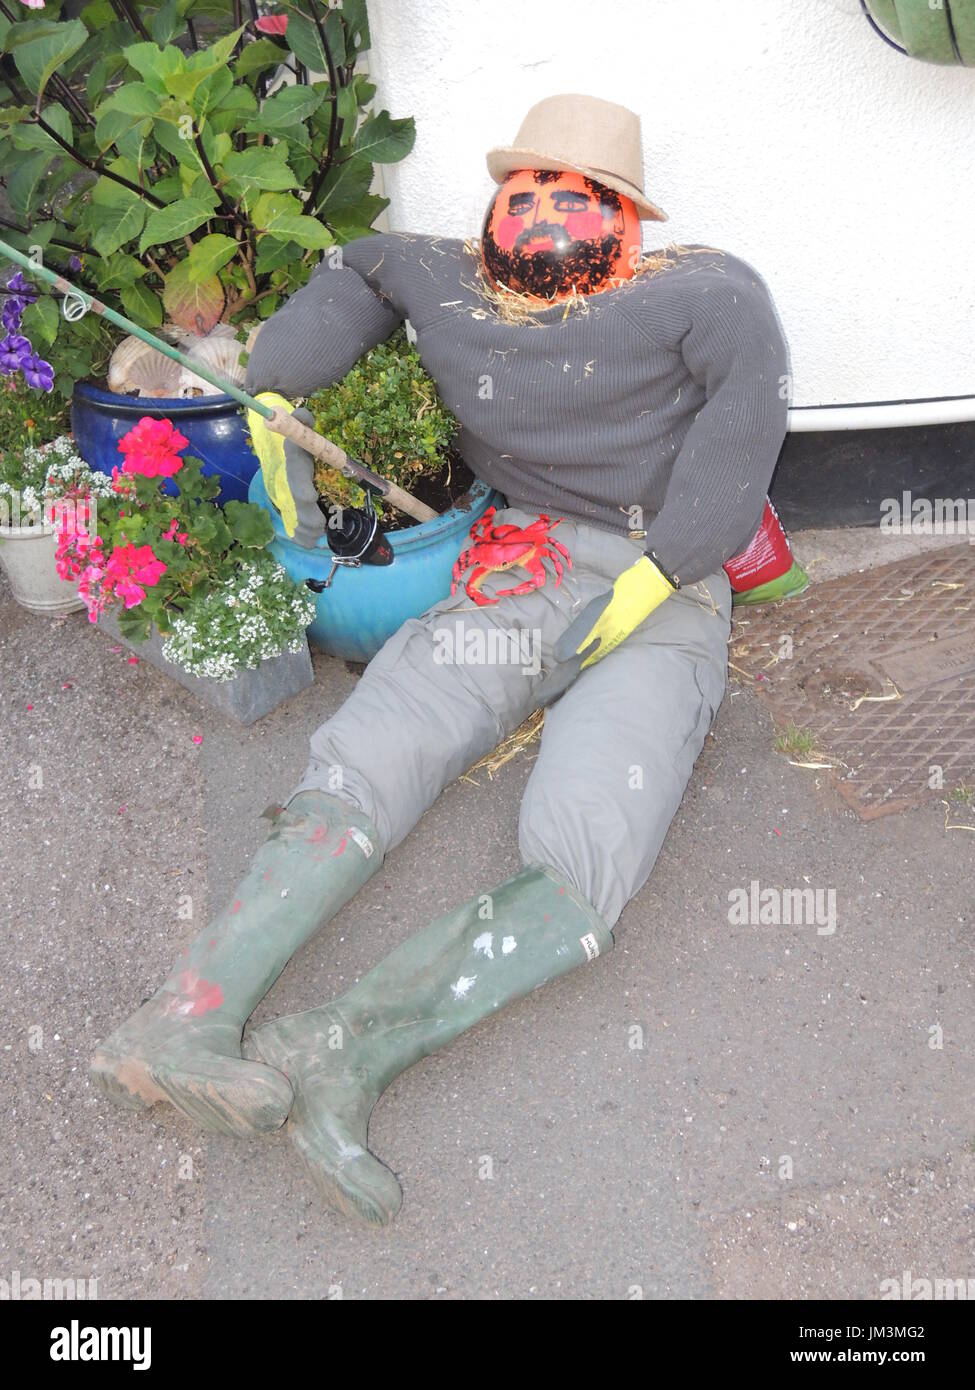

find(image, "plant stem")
[49,74,95,130]
[0,213,28,238]
[143,251,166,281]
[0,29,91,134]
[193,132,258,234]
[0,0,96,135]
[0,215,87,256]
[192,132,232,212]
[30,115,167,208]
[192,129,259,274]
[249,280,293,305]
[306,3,345,214]
[117,0,151,41]
[49,236,87,254]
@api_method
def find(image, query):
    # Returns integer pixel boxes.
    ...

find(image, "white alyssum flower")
[160,553,315,681]
[1,437,113,526]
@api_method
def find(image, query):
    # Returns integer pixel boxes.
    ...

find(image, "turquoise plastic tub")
[248,470,498,663]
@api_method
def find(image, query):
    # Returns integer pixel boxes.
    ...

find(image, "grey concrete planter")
[98,609,314,725]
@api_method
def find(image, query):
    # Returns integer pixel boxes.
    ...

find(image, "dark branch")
[306,2,346,215]
[31,114,166,208]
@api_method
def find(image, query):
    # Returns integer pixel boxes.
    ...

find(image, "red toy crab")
[450,507,571,606]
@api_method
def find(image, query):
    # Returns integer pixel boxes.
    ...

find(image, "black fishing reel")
[306,491,393,592]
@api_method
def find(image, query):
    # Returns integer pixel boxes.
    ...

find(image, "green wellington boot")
[90,791,382,1137]
[242,864,614,1225]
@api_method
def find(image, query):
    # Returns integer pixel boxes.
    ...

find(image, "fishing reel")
[306,490,393,592]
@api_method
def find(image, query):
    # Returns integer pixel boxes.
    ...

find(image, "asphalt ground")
[1,529,972,1300]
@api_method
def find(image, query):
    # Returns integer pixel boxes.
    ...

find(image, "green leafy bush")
[0,1,415,394]
[308,328,458,511]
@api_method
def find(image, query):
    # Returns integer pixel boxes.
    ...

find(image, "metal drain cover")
[875,632,975,693]
[731,544,975,819]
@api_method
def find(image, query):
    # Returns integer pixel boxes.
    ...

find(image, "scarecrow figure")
[92,96,789,1226]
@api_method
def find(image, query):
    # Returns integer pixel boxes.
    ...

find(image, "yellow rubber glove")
[245,393,326,547]
[540,554,676,704]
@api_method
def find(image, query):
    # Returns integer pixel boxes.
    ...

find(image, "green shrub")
[307,328,458,511]
[0,2,415,395]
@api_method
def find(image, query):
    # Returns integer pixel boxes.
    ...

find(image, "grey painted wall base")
[98,609,314,725]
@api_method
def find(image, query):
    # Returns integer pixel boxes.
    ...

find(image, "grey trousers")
[294,508,731,927]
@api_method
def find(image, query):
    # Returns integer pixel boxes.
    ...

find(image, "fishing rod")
[0,238,437,525]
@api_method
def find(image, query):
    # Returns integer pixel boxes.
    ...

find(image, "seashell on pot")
[176,332,247,397]
[163,321,240,351]
[107,328,247,398]
[107,335,181,397]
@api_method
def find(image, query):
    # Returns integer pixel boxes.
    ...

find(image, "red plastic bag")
[724,498,808,605]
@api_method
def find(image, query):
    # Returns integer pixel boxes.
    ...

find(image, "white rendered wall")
[365,0,975,408]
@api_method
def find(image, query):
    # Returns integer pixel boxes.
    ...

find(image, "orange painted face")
[481,168,641,302]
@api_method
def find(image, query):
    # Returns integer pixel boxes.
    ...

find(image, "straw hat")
[486,93,667,222]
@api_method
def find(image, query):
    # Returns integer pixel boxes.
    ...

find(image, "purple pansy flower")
[0,334,32,374]
[2,298,25,333]
[20,354,54,392]
[7,271,38,302]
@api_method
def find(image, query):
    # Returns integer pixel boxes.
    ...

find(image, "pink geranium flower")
[76,549,109,622]
[162,518,189,545]
[54,505,103,582]
[255,14,288,34]
[118,417,189,479]
[103,542,167,609]
[46,491,93,530]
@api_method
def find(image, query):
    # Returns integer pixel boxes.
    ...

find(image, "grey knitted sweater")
[245,232,789,585]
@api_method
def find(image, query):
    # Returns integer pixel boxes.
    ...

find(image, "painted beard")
[481,221,625,300]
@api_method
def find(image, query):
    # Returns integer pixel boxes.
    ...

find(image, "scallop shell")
[107,335,181,397]
[176,332,247,397]
[165,321,239,352]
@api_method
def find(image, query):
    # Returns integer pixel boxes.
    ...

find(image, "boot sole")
[288,1119,402,1227]
[90,1048,169,1111]
[91,1045,293,1138]
[149,1058,294,1138]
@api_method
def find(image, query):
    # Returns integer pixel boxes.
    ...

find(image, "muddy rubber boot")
[243,864,613,1224]
[90,791,382,1137]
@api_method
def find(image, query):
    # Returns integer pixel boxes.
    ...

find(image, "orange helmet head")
[481,168,641,302]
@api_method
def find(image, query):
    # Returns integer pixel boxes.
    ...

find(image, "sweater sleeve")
[636,257,789,586]
[244,236,402,398]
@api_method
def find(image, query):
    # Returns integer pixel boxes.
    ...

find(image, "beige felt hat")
[486,93,667,222]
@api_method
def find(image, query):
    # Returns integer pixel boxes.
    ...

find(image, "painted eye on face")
[551,192,589,212]
[506,193,536,215]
